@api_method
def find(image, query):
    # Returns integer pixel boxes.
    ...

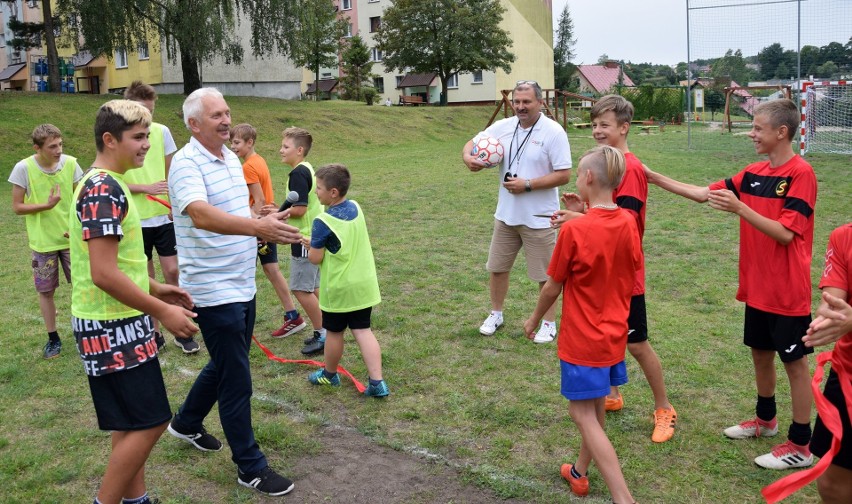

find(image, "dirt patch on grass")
[288,425,530,504]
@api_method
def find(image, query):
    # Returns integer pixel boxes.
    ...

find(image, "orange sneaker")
[605,393,624,412]
[651,406,677,443]
[560,463,589,497]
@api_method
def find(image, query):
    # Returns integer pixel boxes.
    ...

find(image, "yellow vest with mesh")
[24,155,76,252]
[123,122,169,220]
[287,162,324,235]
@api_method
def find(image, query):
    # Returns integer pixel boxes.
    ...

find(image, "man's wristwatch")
[525,179,532,192]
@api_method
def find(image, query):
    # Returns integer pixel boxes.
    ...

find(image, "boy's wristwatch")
[525,179,532,192]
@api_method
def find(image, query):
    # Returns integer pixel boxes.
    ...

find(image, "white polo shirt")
[169,136,257,307]
[481,114,572,229]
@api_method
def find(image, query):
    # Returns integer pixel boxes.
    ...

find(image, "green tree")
[757,42,785,80]
[711,49,752,85]
[58,0,297,95]
[375,0,514,106]
[553,3,576,91]
[800,45,821,76]
[817,60,839,79]
[339,35,374,101]
[3,0,63,92]
[288,0,349,101]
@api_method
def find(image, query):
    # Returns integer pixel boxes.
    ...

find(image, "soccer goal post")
[801,80,852,155]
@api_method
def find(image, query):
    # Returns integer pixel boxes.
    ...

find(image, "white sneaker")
[723,418,778,439]
[532,322,556,343]
[479,313,503,336]
[754,440,813,470]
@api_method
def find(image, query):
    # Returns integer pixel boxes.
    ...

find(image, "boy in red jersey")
[645,99,816,470]
[525,146,641,502]
[555,94,677,443]
[762,224,852,503]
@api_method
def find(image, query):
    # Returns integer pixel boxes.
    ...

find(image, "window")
[341,0,351,10]
[115,48,128,69]
[395,75,404,88]
[138,41,149,60]
[370,47,382,62]
[369,16,381,33]
[447,73,459,88]
[472,70,483,84]
[368,0,379,3]
[373,76,384,93]
[322,72,332,79]
[0,33,5,48]
[345,23,352,38]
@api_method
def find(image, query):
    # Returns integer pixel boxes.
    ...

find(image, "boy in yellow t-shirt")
[8,124,83,359]
[304,164,388,397]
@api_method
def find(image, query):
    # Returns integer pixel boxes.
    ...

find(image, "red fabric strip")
[761,350,851,502]
[252,335,366,393]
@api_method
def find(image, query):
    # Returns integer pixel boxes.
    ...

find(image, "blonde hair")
[230,123,257,143]
[32,124,62,147]
[590,94,635,126]
[754,99,799,141]
[94,100,152,152]
[578,145,626,190]
[282,127,313,156]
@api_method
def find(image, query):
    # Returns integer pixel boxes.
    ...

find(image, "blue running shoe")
[308,369,340,387]
[364,380,390,398]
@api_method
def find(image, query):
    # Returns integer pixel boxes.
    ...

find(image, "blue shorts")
[560,360,628,401]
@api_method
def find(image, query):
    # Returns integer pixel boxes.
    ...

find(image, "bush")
[363,87,378,105]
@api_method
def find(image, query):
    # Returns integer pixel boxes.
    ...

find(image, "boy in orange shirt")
[526,145,641,503]
[230,124,306,338]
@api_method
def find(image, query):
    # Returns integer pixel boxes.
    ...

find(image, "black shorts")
[810,369,852,470]
[142,223,177,261]
[627,294,648,344]
[743,305,813,363]
[88,359,171,431]
[322,307,372,333]
[257,241,279,265]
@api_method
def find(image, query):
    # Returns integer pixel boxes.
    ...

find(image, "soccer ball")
[471,134,504,168]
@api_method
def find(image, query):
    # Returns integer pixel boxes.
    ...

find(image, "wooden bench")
[399,94,425,106]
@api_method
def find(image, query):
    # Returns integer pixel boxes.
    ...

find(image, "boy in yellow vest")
[123,81,200,354]
[70,100,198,504]
[304,164,388,397]
[279,127,326,354]
[8,124,83,359]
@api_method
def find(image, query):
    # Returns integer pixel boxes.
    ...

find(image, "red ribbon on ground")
[252,335,366,393]
[761,350,852,502]
[146,194,172,209]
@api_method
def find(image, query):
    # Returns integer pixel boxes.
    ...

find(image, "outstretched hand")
[803,291,852,347]
[256,211,302,244]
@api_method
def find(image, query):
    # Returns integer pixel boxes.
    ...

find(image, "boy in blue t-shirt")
[303,164,388,397]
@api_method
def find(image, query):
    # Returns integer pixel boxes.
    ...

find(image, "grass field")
[0,92,850,503]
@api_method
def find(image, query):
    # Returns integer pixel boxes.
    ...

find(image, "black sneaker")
[174,336,200,354]
[237,466,294,496]
[43,339,62,359]
[167,421,223,451]
[154,331,166,350]
[300,332,325,355]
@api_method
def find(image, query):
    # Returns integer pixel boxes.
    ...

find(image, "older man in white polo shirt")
[166,87,300,497]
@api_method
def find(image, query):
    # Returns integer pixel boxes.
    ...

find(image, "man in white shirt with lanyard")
[462,81,573,342]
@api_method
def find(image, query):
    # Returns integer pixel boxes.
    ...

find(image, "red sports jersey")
[820,224,852,370]
[615,152,648,295]
[709,155,816,316]
[550,208,642,367]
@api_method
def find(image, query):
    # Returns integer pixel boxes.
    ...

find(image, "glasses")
[515,80,540,88]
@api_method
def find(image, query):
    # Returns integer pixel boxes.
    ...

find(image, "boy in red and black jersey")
[645,99,817,470]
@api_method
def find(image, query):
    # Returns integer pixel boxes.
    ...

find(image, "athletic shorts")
[141,222,177,260]
[322,307,372,333]
[32,249,71,293]
[743,305,813,363]
[810,369,852,470]
[486,219,556,282]
[560,359,628,401]
[627,294,648,344]
[257,241,279,265]
[88,359,171,431]
[290,256,320,292]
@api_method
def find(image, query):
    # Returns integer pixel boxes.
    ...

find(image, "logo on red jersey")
[775,180,788,196]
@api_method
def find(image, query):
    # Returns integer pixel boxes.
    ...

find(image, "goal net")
[801,81,852,155]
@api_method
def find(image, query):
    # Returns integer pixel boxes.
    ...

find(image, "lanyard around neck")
[508,114,541,174]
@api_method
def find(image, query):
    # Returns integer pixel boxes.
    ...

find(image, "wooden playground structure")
[486,88,596,130]
[722,84,792,132]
